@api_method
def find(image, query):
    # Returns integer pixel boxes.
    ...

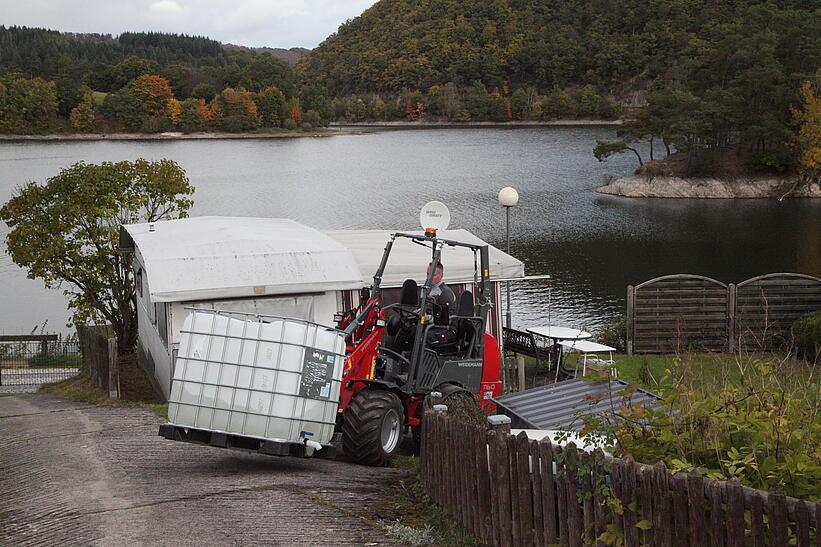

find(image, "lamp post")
[498,187,519,330]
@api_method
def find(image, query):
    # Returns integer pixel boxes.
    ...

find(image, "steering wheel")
[383,303,422,320]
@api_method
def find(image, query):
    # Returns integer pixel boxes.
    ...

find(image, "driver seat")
[386,279,420,351]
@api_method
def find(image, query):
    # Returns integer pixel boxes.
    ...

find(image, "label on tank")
[299,348,336,400]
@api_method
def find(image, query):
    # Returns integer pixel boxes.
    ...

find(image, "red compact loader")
[334,230,503,465]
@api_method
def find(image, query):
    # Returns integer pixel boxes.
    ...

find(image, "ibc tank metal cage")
[166,308,347,450]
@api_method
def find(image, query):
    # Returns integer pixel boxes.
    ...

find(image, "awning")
[323,229,525,286]
[121,217,364,302]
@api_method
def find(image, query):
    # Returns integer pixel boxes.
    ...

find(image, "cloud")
[149,0,186,14]
[0,0,378,48]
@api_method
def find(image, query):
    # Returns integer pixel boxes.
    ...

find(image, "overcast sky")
[0,0,378,49]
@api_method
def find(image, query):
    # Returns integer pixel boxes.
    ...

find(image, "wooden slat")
[475,428,492,544]
[495,432,513,547]
[540,439,558,544]
[581,452,595,545]
[768,489,788,547]
[515,432,534,546]
[671,473,689,547]
[639,465,654,545]
[687,472,707,547]
[795,500,811,547]
[726,479,745,547]
[530,440,544,547]
[709,481,724,547]
[507,435,520,547]
[565,446,582,547]
[623,459,639,547]
[654,463,672,547]
[749,492,765,547]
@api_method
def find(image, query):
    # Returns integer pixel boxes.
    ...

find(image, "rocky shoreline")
[596,175,821,199]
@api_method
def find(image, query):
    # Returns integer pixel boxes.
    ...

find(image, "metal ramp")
[493,379,661,432]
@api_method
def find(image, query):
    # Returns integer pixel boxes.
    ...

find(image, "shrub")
[792,310,821,359]
[597,315,627,352]
[581,353,821,499]
[282,118,297,130]
[301,122,313,131]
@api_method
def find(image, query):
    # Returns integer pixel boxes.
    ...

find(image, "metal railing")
[0,335,81,389]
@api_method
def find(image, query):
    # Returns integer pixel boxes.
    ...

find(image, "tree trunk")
[627,146,644,166]
[649,136,655,161]
[663,139,671,157]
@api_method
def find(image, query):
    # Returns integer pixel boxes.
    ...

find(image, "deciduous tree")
[0,160,194,359]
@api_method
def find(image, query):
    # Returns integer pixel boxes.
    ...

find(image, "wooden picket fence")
[421,410,820,546]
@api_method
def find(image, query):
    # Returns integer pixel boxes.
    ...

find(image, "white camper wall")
[134,259,173,399]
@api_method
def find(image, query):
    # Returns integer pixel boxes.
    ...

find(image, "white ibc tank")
[168,310,346,446]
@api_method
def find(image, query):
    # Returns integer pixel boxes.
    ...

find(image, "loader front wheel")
[342,389,404,466]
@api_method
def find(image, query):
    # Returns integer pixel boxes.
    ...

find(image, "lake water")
[1,127,819,335]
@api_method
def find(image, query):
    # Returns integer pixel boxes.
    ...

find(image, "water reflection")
[1,128,819,334]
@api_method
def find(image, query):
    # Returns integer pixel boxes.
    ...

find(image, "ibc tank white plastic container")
[168,310,346,446]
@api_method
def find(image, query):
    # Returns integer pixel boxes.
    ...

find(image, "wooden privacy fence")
[627,273,821,354]
[421,410,820,547]
[77,325,119,399]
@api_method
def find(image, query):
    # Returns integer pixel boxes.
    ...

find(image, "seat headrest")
[457,290,474,316]
[400,279,420,306]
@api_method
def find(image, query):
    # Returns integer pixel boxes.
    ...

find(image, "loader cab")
[370,228,493,396]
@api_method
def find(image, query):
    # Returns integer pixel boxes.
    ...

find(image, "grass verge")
[376,455,478,546]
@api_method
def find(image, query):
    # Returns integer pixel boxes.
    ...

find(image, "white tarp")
[123,217,364,302]
[324,229,525,287]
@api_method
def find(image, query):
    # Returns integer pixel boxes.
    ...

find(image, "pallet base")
[158,424,337,460]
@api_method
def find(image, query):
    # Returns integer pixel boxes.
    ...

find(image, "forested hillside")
[0,26,328,134]
[301,0,820,177]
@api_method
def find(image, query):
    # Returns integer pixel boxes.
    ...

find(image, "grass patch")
[375,455,478,546]
[143,403,168,419]
[91,91,107,107]
[27,353,83,368]
[40,353,163,408]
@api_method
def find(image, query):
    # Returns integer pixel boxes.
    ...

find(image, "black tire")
[342,389,404,466]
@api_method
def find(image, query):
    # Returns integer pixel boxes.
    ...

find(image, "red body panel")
[478,332,503,412]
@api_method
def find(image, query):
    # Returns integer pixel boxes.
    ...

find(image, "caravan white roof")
[123,217,363,302]
[323,229,525,286]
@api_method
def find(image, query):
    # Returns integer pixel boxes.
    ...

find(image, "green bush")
[597,315,627,352]
[581,354,821,500]
[28,353,83,368]
[792,310,821,359]
[282,118,297,130]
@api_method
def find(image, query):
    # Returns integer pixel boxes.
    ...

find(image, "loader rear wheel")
[342,389,404,466]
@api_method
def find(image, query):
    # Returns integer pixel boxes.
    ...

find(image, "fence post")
[728,283,736,353]
[627,285,634,355]
[487,414,511,435]
[107,337,118,399]
[517,355,526,392]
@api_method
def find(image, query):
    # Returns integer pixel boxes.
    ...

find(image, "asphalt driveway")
[0,395,402,546]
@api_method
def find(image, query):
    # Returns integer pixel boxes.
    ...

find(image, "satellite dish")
[419,201,450,232]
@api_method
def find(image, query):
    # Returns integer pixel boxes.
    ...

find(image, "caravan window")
[136,268,143,298]
[156,302,168,344]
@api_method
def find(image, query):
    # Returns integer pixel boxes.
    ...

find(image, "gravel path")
[0,394,402,546]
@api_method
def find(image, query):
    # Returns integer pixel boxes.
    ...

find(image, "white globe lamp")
[498,186,519,208]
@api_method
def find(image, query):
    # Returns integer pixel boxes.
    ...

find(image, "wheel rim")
[380,408,401,454]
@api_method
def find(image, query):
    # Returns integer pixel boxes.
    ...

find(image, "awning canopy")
[323,229,525,287]
[121,217,364,303]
